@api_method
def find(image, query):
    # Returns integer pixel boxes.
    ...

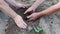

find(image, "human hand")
[13,15,27,29]
[16,3,28,8]
[24,7,36,14]
[27,12,40,21]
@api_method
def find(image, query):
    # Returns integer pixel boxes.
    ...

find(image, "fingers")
[22,23,27,28]
[15,16,27,29]
[24,5,28,8]
[21,19,27,28]
[18,23,27,28]
[23,22,27,28]
[28,18,33,21]
[20,23,27,28]
[22,5,28,8]
[27,15,32,18]
[24,10,33,14]
[24,10,29,14]
[27,15,33,21]
[22,6,26,8]
[20,20,27,28]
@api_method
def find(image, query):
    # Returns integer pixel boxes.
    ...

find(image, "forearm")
[0,3,18,19]
[38,2,60,16]
[30,0,45,9]
[5,0,18,7]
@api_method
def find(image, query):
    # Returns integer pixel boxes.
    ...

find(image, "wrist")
[36,12,42,17]
[13,15,22,20]
[38,12,46,17]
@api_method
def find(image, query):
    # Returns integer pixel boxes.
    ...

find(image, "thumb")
[27,15,32,18]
